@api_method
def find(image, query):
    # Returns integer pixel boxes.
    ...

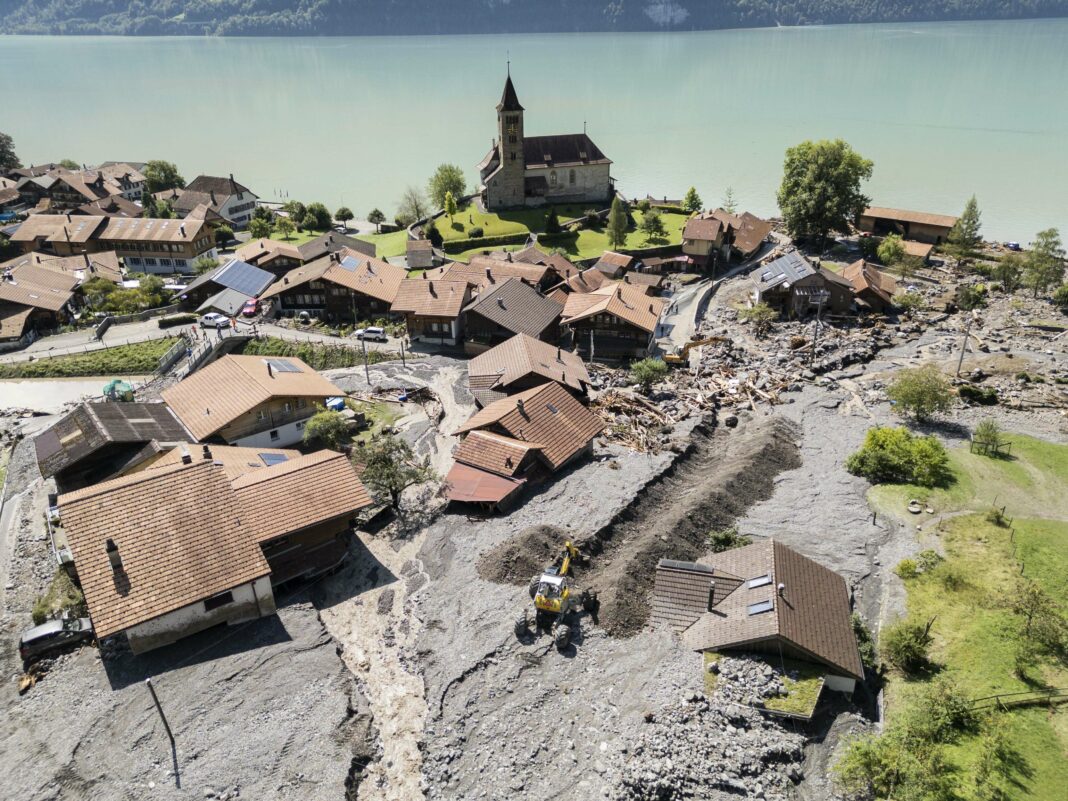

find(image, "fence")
[107,302,184,326]
[0,329,180,366]
[970,687,1067,712]
[157,337,191,374]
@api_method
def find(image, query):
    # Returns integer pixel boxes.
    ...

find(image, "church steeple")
[497,70,524,112]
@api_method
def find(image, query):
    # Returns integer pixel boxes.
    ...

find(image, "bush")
[1053,283,1068,308]
[707,526,751,553]
[31,568,86,625]
[936,564,967,591]
[303,409,351,451]
[887,365,953,421]
[739,302,777,337]
[157,313,198,329]
[973,418,1004,452]
[958,384,999,405]
[467,225,484,238]
[851,613,877,669]
[895,558,919,580]
[957,283,988,310]
[214,224,234,246]
[895,291,926,315]
[985,505,1008,527]
[845,426,952,487]
[628,357,669,393]
[544,208,561,234]
[880,618,934,674]
[919,676,978,740]
[915,549,944,572]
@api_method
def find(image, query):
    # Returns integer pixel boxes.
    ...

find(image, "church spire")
[497,70,524,113]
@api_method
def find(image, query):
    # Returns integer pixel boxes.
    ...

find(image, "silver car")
[19,618,94,665]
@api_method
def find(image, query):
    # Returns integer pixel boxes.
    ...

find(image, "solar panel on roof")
[266,359,301,373]
[258,453,289,466]
[216,259,273,297]
[338,255,362,272]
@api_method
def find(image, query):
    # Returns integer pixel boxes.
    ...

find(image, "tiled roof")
[593,251,636,276]
[234,238,303,265]
[445,462,526,504]
[902,240,934,259]
[186,174,254,198]
[523,134,610,168]
[467,333,590,398]
[551,267,610,296]
[683,217,723,242]
[76,195,143,218]
[560,282,666,334]
[59,461,272,639]
[233,450,371,543]
[0,262,78,312]
[843,260,897,306]
[9,214,106,244]
[462,278,562,338]
[161,355,343,441]
[618,271,665,289]
[676,541,864,680]
[390,279,470,318]
[99,216,207,243]
[862,206,958,229]
[0,305,32,340]
[34,402,194,479]
[149,444,301,480]
[453,430,541,478]
[455,381,603,471]
[298,232,375,261]
[451,257,550,288]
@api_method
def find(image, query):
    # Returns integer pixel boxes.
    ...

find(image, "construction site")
[1,245,1066,801]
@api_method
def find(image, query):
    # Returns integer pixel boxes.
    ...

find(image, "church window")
[569,169,576,185]
[550,171,558,186]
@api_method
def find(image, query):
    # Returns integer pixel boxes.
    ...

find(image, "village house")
[504,244,579,280]
[545,267,611,304]
[592,250,641,279]
[616,271,665,295]
[858,206,958,245]
[447,381,604,511]
[0,261,80,348]
[461,277,563,356]
[406,238,438,271]
[651,540,865,696]
[58,448,372,654]
[466,332,591,407]
[181,258,275,317]
[94,162,148,201]
[451,256,558,293]
[73,194,143,219]
[709,209,775,261]
[1,250,123,286]
[842,259,897,313]
[561,282,668,362]
[161,354,344,448]
[9,214,217,273]
[33,402,194,492]
[260,249,407,324]
[297,231,375,263]
[681,216,726,272]
[161,174,260,228]
[235,238,304,277]
[390,279,472,345]
[754,251,854,318]
[478,72,613,210]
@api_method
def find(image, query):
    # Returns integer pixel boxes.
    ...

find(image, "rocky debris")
[612,692,805,801]
[708,655,798,708]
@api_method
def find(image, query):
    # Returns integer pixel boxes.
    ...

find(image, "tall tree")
[335,206,354,230]
[606,196,629,250]
[721,186,738,214]
[305,202,332,230]
[248,217,272,239]
[143,160,185,193]
[444,191,457,221]
[367,208,386,233]
[947,195,982,253]
[776,139,873,248]
[1023,228,1066,297]
[281,200,305,225]
[639,207,666,241]
[0,132,20,171]
[397,186,429,226]
[275,216,296,240]
[427,164,466,210]
[352,433,437,510]
[993,253,1024,293]
[876,234,905,266]
[682,186,702,213]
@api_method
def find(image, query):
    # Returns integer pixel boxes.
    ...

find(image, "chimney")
[707,581,716,611]
[777,583,785,597]
[267,361,274,378]
[210,190,216,205]
[516,398,525,414]
[106,539,123,572]
[179,223,186,237]
[202,444,212,460]
[428,282,436,297]
[557,347,562,362]
[485,266,492,279]
[497,297,505,309]
[283,277,289,285]
[180,446,192,465]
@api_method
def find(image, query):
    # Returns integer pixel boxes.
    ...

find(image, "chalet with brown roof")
[34,402,194,492]
[561,282,668,362]
[390,279,472,345]
[0,260,81,344]
[297,231,375,263]
[545,267,611,304]
[461,278,563,355]
[467,333,591,407]
[858,206,958,245]
[161,354,344,448]
[708,209,774,261]
[234,238,304,277]
[452,256,556,292]
[167,174,259,228]
[406,238,438,270]
[260,249,407,324]
[651,540,864,694]
[592,250,639,279]
[755,252,853,318]
[447,381,603,510]
[58,449,371,653]
[616,271,665,295]
[681,215,726,270]
[843,259,897,312]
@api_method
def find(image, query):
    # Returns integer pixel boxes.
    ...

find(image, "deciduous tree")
[143,160,184,193]
[397,186,429,226]
[682,186,702,213]
[275,216,296,240]
[303,409,351,451]
[739,302,777,337]
[993,253,1024,293]
[367,208,386,233]
[0,131,20,171]
[213,224,234,246]
[629,358,668,393]
[876,233,905,266]
[639,207,666,241]
[1023,227,1065,297]
[427,163,466,210]
[887,365,953,421]
[353,433,437,510]
[248,217,272,239]
[776,139,873,248]
[305,202,332,230]
[606,196,628,250]
[335,206,354,230]
[58,158,80,170]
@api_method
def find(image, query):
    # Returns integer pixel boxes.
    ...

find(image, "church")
[478,72,614,211]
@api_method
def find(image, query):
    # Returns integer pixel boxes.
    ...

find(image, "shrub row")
[157,313,199,329]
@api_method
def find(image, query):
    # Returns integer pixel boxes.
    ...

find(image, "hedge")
[442,232,529,254]
[158,313,199,329]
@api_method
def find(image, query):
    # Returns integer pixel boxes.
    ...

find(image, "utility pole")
[955,314,974,377]
[145,678,174,746]
[361,334,369,385]
[809,293,827,366]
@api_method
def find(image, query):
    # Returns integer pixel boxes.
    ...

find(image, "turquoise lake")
[2,19,1066,240]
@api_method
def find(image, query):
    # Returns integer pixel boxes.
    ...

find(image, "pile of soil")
[477,524,572,585]
[476,414,802,636]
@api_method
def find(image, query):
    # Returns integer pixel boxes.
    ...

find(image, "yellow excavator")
[663,335,729,365]
[514,540,596,650]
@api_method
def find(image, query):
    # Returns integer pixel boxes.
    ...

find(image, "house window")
[257,409,267,421]
[283,402,292,413]
[550,171,558,186]
[748,575,772,589]
[296,398,307,409]
[747,600,774,616]
[269,429,280,441]
[569,169,576,185]
[204,590,234,611]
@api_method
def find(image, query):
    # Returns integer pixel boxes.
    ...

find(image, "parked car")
[1004,241,1022,252]
[19,618,94,666]
[200,312,230,329]
[354,326,388,342]
[241,297,259,317]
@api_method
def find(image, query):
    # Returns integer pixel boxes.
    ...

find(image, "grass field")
[870,434,1068,800]
[355,230,409,259]
[348,399,404,444]
[240,337,399,371]
[0,338,178,378]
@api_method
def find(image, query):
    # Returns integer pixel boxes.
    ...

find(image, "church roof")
[524,134,610,169]
[498,74,524,112]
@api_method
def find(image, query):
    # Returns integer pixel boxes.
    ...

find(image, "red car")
[241,297,259,317]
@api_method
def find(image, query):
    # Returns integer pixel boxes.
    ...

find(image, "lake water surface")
[2,20,1066,240]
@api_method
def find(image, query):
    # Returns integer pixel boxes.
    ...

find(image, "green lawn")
[0,338,178,378]
[240,337,399,371]
[347,399,404,444]
[356,229,409,259]
[871,434,1068,800]
[702,651,826,718]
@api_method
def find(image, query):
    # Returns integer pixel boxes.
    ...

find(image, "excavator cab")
[515,540,591,650]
